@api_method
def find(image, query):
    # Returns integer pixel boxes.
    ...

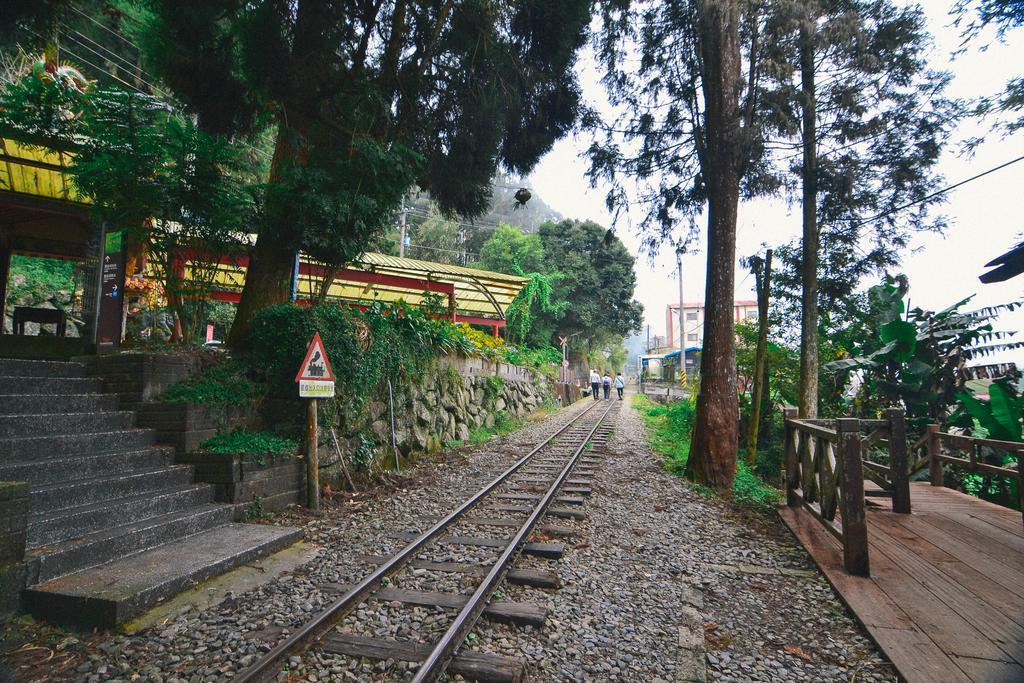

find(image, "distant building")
[665,300,758,349]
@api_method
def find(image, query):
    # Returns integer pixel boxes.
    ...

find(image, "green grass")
[466,410,523,446]
[633,394,781,508]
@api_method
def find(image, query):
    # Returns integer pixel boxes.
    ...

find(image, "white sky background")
[528,2,1024,362]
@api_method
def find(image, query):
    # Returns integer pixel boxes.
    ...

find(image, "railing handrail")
[926,424,1024,526]
[783,409,870,576]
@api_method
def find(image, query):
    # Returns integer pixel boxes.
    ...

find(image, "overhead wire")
[851,154,1024,228]
[70,5,139,51]
[39,17,275,162]
[58,28,168,99]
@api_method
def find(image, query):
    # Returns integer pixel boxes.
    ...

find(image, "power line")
[59,29,167,98]
[53,43,153,98]
[405,207,504,231]
[853,153,1024,227]
[70,5,140,51]
[408,243,479,258]
[45,22,273,162]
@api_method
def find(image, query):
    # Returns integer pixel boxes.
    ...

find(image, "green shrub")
[162,358,260,405]
[483,376,505,402]
[493,410,519,435]
[200,429,297,466]
[634,394,780,508]
[504,345,562,377]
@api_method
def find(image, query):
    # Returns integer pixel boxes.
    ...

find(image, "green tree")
[534,219,643,350]
[764,0,958,419]
[404,207,464,266]
[25,0,590,347]
[0,74,255,345]
[824,275,1024,428]
[477,226,545,275]
[592,0,771,490]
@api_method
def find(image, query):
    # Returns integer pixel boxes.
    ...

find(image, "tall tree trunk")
[746,249,772,466]
[227,125,307,348]
[686,0,744,492]
[798,23,819,419]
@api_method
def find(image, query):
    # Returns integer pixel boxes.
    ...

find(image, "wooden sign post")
[295,333,336,510]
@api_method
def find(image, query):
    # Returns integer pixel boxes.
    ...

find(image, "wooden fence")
[924,424,1024,526]
[782,408,911,576]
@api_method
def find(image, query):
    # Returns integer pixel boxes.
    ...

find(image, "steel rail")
[233,399,602,683]
[412,399,617,682]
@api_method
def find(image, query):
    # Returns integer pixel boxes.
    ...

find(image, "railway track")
[235,398,620,683]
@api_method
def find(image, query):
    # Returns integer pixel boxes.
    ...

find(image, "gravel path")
[461,394,896,682]
[1,401,593,683]
[1,395,897,682]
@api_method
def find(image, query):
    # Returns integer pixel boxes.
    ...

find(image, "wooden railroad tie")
[494,493,586,506]
[320,584,548,628]
[461,517,578,537]
[322,633,524,683]
[510,483,592,496]
[515,478,592,486]
[356,554,560,588]
[493,504,585,521]
[390,531,565,559]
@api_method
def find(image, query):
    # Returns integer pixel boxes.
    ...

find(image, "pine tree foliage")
[954,0,1024,134]
[6,1,593,344]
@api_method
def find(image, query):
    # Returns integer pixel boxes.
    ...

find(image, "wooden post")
[745,249,772,467]
[307,398,319,510]
[0,240,10,333]
[836,418,869,576]
[784,408,800,507]
[927,424,942,487]
[887,408,911,514]
[1017,451,1023,529]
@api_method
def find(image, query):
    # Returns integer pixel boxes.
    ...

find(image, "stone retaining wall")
[176,452,303,515]
[348,364,551,459]
[135,402,258,457]
[81,353,199,412]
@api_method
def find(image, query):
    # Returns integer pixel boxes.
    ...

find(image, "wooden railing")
[924,425,1024,526]
[856,409,912,514]
[782,408,912,576]
[783,410,869,575]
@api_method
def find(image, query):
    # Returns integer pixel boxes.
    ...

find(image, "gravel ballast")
[1,395,896,682]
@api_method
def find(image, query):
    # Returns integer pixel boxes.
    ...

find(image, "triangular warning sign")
[295,332,336,382]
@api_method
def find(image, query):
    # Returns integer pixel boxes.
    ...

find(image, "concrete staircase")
[0,358,301,629]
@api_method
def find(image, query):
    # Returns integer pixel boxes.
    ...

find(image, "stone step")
[27,503,236,584]
[0,428,156,461]
[0,447,175,486]
[23,522,302,629]
[28,484,216,547]
[0,375,102,395]
[30,466,195,514]
[0,411,135,438]
[0,393,119,415]
[0,359,87,378]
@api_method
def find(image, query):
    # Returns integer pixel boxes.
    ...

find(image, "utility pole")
[398,197,408,258]
[677,248,685,382]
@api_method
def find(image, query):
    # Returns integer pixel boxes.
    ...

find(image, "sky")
[528,1,1024,362]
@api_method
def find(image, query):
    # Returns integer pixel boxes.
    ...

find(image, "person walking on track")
[602,372,612,400]
[590,368,601,401]
[614,372,625,400]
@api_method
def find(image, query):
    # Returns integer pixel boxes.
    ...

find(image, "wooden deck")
[781,482,1024,683]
